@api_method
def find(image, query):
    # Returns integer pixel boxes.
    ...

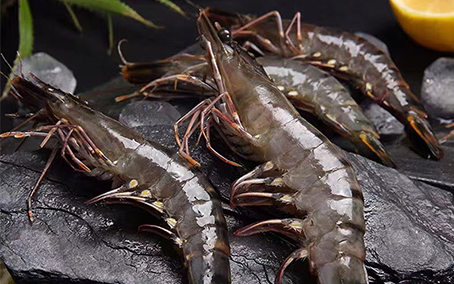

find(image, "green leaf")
[18,0,33,58]
[154,0,186,17]
[1,0,33,100]
[56,0,162,28]
[107,12,114,55]
[64,2,83,32]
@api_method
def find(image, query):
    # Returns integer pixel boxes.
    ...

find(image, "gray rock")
[355,32,390,55]
[421,57,454,119]
[348,153,454,281]
[21,53,77,93]
[386,140,454,192]
[2,128,454,283]
[361,101,405,136]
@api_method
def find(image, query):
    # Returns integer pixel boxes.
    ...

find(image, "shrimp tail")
[406,109,443,160]
[358,131,396,168]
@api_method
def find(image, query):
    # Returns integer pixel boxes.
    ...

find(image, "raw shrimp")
[1,73,231,284]
[176,12,368,284]
[258,56,395,167]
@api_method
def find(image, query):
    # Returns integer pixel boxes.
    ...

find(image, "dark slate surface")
[2,0,454,281]
[1,90,454,283]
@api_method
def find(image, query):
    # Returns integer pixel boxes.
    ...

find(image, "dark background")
[1,0,452,93]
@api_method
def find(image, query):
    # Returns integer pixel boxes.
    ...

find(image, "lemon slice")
[389,0,454,52]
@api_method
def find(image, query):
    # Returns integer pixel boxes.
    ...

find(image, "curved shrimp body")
[258,57,395,167]
[8,75,231,284]
[291,24,443,159]
[197,13,367,284]
[206,8,443,160]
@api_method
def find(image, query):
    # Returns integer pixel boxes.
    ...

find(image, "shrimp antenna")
[183,0,201,19]
[184,0,202,10]
[0,53,14,72]
[117,39,130,65]
[0,70,20,98]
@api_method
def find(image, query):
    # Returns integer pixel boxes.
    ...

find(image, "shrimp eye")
[217,28,231,43]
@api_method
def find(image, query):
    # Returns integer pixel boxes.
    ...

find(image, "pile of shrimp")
[118,8,446,284]
[1,7,447,284]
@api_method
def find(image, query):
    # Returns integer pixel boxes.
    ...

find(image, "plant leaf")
[154,0,186,17]
[18,0,33,58]
[56,0,162,28]
[1,0,33,101]
[107,12,113,55]
[64,2,83,32]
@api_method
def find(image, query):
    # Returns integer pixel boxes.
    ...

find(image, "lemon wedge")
[389,0,454,52]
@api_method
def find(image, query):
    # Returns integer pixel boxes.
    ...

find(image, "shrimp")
[1,73,231,284]
[176,12,368,284]
[257,57,395,167]
[120,47,395,167]
[206,8,443,160]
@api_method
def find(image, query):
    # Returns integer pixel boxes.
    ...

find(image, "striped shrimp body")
[258,57,395,167]
[205,9,443,160]
[178,12,368,283]
[3,74,231,284]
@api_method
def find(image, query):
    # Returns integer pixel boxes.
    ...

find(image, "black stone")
[1,96,454,284]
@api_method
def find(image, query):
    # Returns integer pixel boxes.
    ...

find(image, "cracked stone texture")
[1,79,454,284]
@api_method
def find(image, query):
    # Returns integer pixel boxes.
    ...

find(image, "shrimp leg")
[173,94,247,167]
[232,11,289,55]
[235,220,308,284]
[27,146,58,222]
[439,122,454,144]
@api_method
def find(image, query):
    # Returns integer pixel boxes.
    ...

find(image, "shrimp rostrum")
[1,73,231,284]
[176,11,368,284]
[205,8,443,160]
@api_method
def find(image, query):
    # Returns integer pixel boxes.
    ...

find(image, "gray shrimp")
[1,74,231,284]
[176,12,368,284]
[206,8,443,160]
[258,56,395,167]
